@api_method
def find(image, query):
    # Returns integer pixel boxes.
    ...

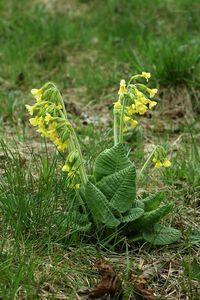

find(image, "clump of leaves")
[26,72,181,245]
[83,144,181,245]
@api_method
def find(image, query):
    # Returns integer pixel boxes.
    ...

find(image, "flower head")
[45,113,54,124]
[113,100,122,110]
[163,159,171,168]
[141,72,151,81]
[118,79,127,96]
[62,164,70,172]
[25,105,35,116]
[155,160,163,169]
[29,116,40,126]
[31,89,42,101]
[148,88,158,98]
[130,119,138,127]
[148,100,157,109]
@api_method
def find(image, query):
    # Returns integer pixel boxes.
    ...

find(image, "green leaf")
[97,165,136,213]
[142,192,164,211]
[120,208,144,223]
[72,223,92,232]
[85,181,120,228]
[184,259,200,282]
[94,144,132,181]
[188,228,200,246]
[143,224,182,245]
[130,202,174,230]
[135,200,145,209]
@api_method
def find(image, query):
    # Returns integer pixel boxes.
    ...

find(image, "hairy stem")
[119,96,126,144]
[113,113,118,145]
[138,145,158,181]
[58,91,87,186]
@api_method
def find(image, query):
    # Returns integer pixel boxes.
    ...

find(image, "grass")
[0,0,200,299]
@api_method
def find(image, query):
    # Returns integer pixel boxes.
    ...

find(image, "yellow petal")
[45,113,54,123]
[25,105,34,116]
[148,100,157,109]
[31,88,42,101]
[62,164,70,172]
[163,159,171,168]
[130,119,138,127]
[29,117,39,126]
[124,116,131,122]
[118,79,127,95]
[148,88,158,98]
[141,72,151,81]
[113,100,122,109]
[155,160,163,169]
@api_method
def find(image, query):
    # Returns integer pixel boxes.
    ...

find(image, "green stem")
[138,145,158,181]
[119,96,126,144]
[58,91,87,186]
[70,127,88,185]
[58,91,75,153]
[113,113,118,146]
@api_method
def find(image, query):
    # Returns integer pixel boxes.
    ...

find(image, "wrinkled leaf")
[120,208,144,223]
[133,202,174,229]
[85,181,120,228]
[94,144,132,181]
[143,224,182,245]
[142,192,164,211]
[97,165,136,213]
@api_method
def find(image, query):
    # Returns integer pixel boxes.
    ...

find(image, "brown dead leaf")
[79,259,123,299]
[131,274,155,300]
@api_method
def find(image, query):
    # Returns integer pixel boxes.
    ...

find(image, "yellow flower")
[148,100,157,109]
[135,102,147,115]
[29,117,39,126]
[45,113,54,124]
[163,159,171,168]
[141,72,151,81]
[66,182,80,189]
[31,88,42,101]
[124,116,131,122]
[37,116,45,128]
[123,127,128,133]
[118,79,127,95]
[56,140,68,151]
[25,105,35,116]
[37,126,48,137]
[75,183,80,189]
[148,88,158,98]
[155,160,163,169]
[127,105,136,115]
[152,157,157,163]
[124,116,138,127]
[113,100,122,109]
[62,164,70,172]
[135,89,143,98]
[130,119,138,127]
[48,130,58,141]
[48,122,57,131]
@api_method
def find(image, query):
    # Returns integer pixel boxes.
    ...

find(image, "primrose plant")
[26,73,181,245]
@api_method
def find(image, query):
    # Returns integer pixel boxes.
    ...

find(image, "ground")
[0,0,200,299]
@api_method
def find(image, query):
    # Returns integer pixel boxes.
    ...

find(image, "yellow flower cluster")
[153,158,172,169]
[62,150,80,189]
[26,85,71,152]
[113,72,158,131]
[152,145,171,169]
[26,83,82,188]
